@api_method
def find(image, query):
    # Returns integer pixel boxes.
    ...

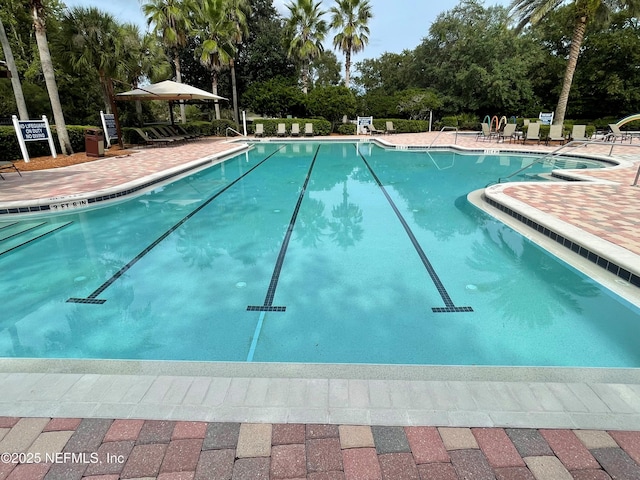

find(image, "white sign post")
[12,115,57,163]
[357,116,373,135]
[539,112,554,125]
[100,110,118,147]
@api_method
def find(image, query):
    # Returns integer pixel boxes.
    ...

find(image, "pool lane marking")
[67,145,286,305]
[247,145,321,312]
[0,221,73,257]
[246,310,266,362]
[358,152,473,313]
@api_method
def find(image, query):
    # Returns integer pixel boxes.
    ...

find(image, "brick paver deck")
[1,418,640,479]
[1,133,639,479]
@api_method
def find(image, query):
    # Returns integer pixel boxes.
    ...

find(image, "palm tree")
[225,0,250,124]
[59,7,122,113]
[195,0,236,120]
[285,0,328,94]
[29,0,73,155]
[119,24,172,122]
[0,16,29,119]
[329,0,372,88]
[142,0,195,124]
[509,0,640,125]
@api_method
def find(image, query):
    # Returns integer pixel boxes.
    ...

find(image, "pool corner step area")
[469,187,640,306]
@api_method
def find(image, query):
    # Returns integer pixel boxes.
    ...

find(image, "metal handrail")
[633,164,640,187]
[491,138,640,185]
[428,126,458,148]
[225,126,245,137]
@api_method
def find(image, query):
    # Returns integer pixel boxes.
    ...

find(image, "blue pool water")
[1,142,638,366]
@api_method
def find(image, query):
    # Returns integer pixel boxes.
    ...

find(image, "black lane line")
[358,151,473,313]
[67,145,286,305]
[0,222,73,257]
[0,222,46,242]
[247,145,321,312]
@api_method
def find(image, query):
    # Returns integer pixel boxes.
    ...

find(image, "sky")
[61,0,512,62]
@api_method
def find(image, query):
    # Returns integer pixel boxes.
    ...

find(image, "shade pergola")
[116,80,227,125]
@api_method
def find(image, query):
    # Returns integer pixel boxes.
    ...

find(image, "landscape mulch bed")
[12,145,138,172]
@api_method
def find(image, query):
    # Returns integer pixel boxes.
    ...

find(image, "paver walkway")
[3,417,640,480]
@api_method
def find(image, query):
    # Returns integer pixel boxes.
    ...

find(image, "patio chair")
[153,126,187,142]
[498,123,517,143]
[522,122,541,144]
[0,161,22,180]
[255,123,264,137]
[291,123,300,137]
[132,128,174,146]
[304,123,314,137]
[167,125,199,140]
[607,124,631,143]
[277,123,287,137]
[476,122,497,141]
[570,124,589,142]
[385,121,397,134]
[546,124,566,145]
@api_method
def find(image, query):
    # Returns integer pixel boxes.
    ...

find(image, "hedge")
[0,125,89,162]
[371,118,431,133]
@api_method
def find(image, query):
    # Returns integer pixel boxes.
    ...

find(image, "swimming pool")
[1,142,638,367]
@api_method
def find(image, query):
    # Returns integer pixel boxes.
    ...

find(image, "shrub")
[1,125,90,161]
[336,123,356,135]
[371,118,431,133]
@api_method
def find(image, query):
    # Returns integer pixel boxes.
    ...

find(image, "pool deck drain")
[1,133,639,478]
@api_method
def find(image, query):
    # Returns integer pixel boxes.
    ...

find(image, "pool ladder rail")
[427,126,458,149]
[488,138,640,186]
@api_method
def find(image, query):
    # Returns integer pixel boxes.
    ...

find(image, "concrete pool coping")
[1,359,640,430]
[1,133,639,432]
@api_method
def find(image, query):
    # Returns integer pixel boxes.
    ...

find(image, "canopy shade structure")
[116,80,227,102]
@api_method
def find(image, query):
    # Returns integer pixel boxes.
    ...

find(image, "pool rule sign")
[100,110,118,147]
[12,114,57,163]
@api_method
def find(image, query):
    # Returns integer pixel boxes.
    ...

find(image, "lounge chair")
[0,161,22,180]
[385,121,397,134]
[291,123,300,137]
[255,123,264,137]
[570,124,589,142]
[132,127,174,146]
[522,122,541,144]
[277,123,287,137]
[476,122,497,141]
[546,124,566,145]
[153,126,187,142]
[168,125,199,139]
[607,124,631,143]
[498,123,517,143]
[369,123,384,135]
[304,123,314,137]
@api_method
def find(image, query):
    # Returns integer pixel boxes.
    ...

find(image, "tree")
[194,0,236,119]
[284,0,327,94]
[29,0,72,154]
[329,0,372,87]
[0,15,29,119]
[58,7,123,113]
[509,0,640,125]
[235,0,297,91]
[223,0,250,123]
[395,88,442,120]
[306,85,356,126]
[310,50,342,87]
[142,0,195,123]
